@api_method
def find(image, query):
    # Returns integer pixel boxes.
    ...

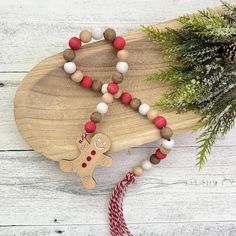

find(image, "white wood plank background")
[0,0,236,235]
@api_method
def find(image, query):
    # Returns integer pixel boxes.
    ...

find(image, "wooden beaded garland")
[62,28,130,132]
[61,28,176,236]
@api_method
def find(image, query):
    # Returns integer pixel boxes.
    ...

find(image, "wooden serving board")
[14,19,200,162]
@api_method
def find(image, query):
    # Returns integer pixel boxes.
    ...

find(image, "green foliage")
[143,2,236,168]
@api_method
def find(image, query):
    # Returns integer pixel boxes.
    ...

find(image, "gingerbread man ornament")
[59,133,112,189]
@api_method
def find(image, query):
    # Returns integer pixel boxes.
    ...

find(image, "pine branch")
[196,97,236,169]
[144,2,236,168]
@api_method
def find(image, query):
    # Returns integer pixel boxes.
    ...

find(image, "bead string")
[63,28,175,236]
[63,28,129,133]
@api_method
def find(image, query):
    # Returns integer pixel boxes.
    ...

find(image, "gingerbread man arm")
[97,153,112,167]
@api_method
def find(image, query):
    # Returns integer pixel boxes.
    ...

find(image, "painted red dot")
[154,116,167,129]
[87,156,92,161]
[155,149,167,160]
[120,92,132,105]
[91,150,96,155]
[107,82,119,94]
[80,76,93,88]
[113,36,126,50]
[82,162,87,168]
[68,37,81,50]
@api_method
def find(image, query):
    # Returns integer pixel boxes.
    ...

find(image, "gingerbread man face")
[91,133,111,153]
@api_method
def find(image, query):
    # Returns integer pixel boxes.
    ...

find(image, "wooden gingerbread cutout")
[59,133,112,189]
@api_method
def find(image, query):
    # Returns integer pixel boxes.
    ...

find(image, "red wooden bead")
[107,82,119,94]
[113,36,126,50]
[80,76,93,88]
[120,92,132,105]
[69,37,81,50]
[84,121,96,133]
[154,116,167,129]
[155,149,167,159]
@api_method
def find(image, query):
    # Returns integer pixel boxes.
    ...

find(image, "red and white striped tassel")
[108,172,136,236]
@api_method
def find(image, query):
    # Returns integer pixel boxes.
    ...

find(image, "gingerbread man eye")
[98,138,101,142]
[103,142,106,145]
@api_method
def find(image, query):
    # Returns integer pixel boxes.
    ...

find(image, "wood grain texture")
[14,19,200,162]
[1,0,236,235]
[0,146,236,235]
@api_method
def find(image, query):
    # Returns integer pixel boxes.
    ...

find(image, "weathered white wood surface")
[0,0,236,235]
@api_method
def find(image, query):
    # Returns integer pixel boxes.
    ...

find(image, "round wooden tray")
[14,19,200,162]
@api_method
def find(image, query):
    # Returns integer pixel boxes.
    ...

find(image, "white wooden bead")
[162,138,175,149]
[96,102,108,114]
[139,103,151,116]
[101,83,108,94]
[92,28,104,40]
[64,62,77,74]
[141,160,152,170]
[116,61,129,74]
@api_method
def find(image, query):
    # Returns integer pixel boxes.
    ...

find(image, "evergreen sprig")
[143,2,236,168]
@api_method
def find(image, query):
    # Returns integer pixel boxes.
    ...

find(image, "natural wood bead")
[92,80,102,92]
[102,93,114,104]
[63,49,76,61]
[103,28,116,42]
[161,127,173,139]
[147,109,159,121]
[80,30,92,43]
[133,166,144,176]
[71,70,83,83]
[130,98,141,110]
[117,50,129,61]
[112,72,123,84]
[90,112,102,123]
[114,89,122,99]
[150,154,161,165]
[160,145,171,154]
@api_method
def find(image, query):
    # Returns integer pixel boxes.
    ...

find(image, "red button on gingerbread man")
[59,133,112,189]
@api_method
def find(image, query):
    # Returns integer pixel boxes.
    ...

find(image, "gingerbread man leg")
[80,175,96,190]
